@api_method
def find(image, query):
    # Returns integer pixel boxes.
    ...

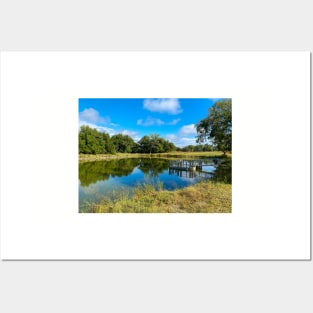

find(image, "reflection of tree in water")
[79,158,140,187]
[78,157,231,187]
[211,157,232,184]
[137,158,170,178]
[79,162,109,186]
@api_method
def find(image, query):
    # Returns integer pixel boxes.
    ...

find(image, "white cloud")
[121,130,137,137]
[143,99,182,114]
[167,118,181,125]
[137,117,181,127]
[165,134,197,147]
[79,121,140,141]
[175,137,197,147]
[137,117,165,126]
[179,137,197,145]
[109,122,119,127]
[165,134,178,141]
[120,130,140,141]
[165,125,198,147]
[79,121,117,136]
[79,108,110,124]
[179,124,197,136]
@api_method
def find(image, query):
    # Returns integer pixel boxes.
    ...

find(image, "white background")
[0,1,312,313]
[1,52,309,260]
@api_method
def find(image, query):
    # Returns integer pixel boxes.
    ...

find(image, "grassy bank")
[80,180,231,213]
[79,151,229,162]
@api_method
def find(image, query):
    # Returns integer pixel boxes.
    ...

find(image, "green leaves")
[79,125,116,154]
[137,134,176,153]
[196,99,232,153]
[111,134,135,153]
[79,127,176,155]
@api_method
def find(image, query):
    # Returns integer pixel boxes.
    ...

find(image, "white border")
[0,52,310,259]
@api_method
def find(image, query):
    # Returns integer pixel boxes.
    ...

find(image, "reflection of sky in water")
[202,165,215,172]
[79,162,218,207]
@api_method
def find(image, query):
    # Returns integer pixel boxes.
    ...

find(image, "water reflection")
[79,157,231,209]
[211,157,232,184]
[79,157,231,187]
[137,158,170,178]
[168,168,212,179]
[79,158,141,187]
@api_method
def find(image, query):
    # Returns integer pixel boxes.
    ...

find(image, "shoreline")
[79,151,230,163]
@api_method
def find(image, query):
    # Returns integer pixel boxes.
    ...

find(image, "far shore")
[79,151,231,163]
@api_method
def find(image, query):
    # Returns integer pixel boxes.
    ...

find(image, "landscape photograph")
[79,98,232,213]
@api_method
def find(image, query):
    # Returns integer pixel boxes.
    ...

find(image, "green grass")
[80,180,232,213]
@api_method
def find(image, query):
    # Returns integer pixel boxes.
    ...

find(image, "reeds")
[79,180,231,214]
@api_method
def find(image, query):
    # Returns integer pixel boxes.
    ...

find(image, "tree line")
[176,144,215,152]
[79,126,177,154]
[79,99,232,154]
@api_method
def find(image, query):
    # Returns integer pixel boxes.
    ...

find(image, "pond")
[79,157,231,212]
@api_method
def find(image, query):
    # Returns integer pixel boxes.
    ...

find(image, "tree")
[79,125,115,154]
[196,99,232,154]
[111,134,135,153]
[203,143,214,151]
[102,132,116,154]
[181,145,194,152]
[161,139,176,152]
[137,135,153,153]
[147,134,163,153]
[136,134,176,153]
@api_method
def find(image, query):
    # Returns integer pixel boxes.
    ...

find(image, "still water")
[79,157,231,211]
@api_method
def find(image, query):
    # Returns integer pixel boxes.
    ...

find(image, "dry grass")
[79,151,230,163]
[80,180,232,213]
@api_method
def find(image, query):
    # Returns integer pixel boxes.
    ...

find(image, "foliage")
[196,99,232,153]
[111,134,135,153]
[210,157,232,184]
[136,134,176,153]
[79,121,228,156]
[79,125,116,154]
[181,143,215,152]
[79,127,177,155]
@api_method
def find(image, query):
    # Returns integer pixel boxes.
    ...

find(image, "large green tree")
[196,99,232,154]
[111,134,135,153]
[79,125,115,154]
[136,134,176,153]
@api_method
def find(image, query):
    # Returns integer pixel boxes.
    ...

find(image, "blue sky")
[79,98,219,147]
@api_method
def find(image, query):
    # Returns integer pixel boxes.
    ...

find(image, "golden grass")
[80,180,232,213]
[79,151,230,162]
